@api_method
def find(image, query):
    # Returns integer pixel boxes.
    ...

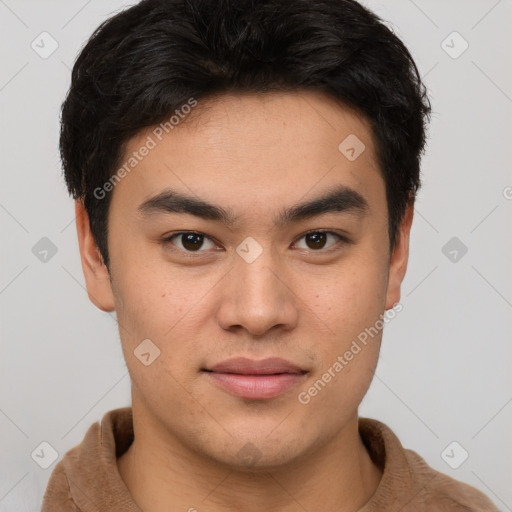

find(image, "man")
[42,0,498,510]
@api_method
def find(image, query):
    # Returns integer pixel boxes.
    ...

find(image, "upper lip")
[204,357,306,375]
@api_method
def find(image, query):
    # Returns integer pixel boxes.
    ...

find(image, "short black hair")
[61,0,431,270]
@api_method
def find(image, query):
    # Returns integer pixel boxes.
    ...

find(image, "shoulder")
[401,448,499,511]
[41,407,133,511]
[358,418,499,512]
[41,461,80,512]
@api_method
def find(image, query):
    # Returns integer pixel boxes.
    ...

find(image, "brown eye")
[294,231,346,251]
[181,233,204,251]
[305,232,328,250]
[165,232,216,252]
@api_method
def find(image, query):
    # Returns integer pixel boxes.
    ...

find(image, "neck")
[117,404,382,512]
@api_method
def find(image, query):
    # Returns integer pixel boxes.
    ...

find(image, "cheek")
[316,352,380,428]
[111,253,202,335]
[311,255,389,340]
[299,305,382,423]
[299,251,387,401]
[110,255,222,388]
[112,266,204,404]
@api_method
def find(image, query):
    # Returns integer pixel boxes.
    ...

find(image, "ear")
[75,200,115,312]
[385,201,414,310]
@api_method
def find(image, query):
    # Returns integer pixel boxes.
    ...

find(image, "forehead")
[109,90,385,220]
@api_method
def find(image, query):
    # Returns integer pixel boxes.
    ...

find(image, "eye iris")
[182,233,203,251]
[306,232,327,250]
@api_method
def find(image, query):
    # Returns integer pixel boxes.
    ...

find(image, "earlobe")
[384,202,414,310]
[74,200,116,312]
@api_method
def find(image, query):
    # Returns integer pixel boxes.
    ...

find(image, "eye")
[162,229,350,255]
[164,231,217,252]
[293,230,347,251]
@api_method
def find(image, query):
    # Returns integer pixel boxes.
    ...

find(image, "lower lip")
[204,371,306,400]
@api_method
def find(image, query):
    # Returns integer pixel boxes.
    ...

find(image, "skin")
[75,90,413,512]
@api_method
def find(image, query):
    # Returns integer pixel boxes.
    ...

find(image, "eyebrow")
[137,184,369,227]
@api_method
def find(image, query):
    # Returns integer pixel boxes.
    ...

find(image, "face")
[76,90,412,469]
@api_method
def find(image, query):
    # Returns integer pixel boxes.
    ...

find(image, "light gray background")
[1,0,511,510]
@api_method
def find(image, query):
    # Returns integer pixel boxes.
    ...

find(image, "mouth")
[202,357,308,400]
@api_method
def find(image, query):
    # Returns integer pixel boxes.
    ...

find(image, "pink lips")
[203,357,307,400]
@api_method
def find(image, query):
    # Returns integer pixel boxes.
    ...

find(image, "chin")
[200,427,310,472]
[214,445,304,473]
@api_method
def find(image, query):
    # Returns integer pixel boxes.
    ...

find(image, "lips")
[203,357,308,400]
[206,357,306,375]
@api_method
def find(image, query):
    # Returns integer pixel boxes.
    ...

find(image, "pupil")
[306,232,326,250]
[182,233,203,251]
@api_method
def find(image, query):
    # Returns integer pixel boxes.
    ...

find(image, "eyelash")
[161,229,351,256]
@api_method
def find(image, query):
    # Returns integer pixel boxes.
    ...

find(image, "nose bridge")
[237,245,281,298]
[216,239,298,335]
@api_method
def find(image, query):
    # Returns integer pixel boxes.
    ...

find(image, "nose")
[215,244,299,337]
